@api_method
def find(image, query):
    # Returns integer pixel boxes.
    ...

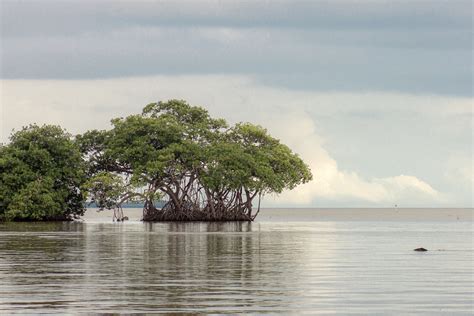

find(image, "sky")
[0,0,472,207]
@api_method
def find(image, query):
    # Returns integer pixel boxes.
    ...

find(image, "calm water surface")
[0,209,472,314]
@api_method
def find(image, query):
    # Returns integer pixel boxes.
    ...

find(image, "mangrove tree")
[0,125,86,221]
[79,100,312,221]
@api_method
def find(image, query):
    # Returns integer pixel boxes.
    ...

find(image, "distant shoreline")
[83,207,473,222]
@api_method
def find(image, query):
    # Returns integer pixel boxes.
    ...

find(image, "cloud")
[1,1,471,96]
[253,110,443,206]
[2,75,469,206]
[2,1,470,38]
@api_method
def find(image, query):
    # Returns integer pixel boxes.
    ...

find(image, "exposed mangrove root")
[142,190,260,222]
[142,206,253,221]
[135,177,263,222]
[113,206,125,222]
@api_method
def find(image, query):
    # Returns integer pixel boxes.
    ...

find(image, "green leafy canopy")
[0,100,313,222]
[0,125,86,221]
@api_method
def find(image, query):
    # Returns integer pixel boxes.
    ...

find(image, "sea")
[0,208,472,314]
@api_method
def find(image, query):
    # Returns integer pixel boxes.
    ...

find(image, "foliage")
[0,100,312,222]
[79,100,312,221]
[82,172,126,211]
[0,125,86,221]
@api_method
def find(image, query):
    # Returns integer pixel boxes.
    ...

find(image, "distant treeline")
[87,201,165,209]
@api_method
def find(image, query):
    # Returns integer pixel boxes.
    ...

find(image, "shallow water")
[0,209,472,314]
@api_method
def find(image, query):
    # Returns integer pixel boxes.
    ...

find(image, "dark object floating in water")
[414,247,428,252]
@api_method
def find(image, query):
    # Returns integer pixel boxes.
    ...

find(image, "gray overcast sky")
[1,1,472,207]
[1,0,472,95]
